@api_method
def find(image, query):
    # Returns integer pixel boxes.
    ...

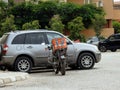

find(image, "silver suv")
[0,30,101,72]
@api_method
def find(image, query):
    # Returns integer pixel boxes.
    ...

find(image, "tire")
[14,56,32,72]
[111,49,117,52]
[99,45,107,52]
[54,66,60,74]
[7,66,14,71]
[0,66,6,71]
[78,53,95,69]
[52,58,60,74]
[60,60,66,75]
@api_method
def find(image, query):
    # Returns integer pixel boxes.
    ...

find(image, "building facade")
[113,1,120,20]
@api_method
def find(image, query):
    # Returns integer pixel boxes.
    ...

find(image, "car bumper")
[0,56,15,66]
[95,52,101,63]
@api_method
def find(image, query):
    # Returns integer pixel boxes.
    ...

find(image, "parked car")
[98,34,120,52]
[0,30,101,72]
[87,36,99,46]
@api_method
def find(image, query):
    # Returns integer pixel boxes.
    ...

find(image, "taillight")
[2,44,8,55]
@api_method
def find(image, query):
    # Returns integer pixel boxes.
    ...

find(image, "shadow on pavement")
[29,67,99,74]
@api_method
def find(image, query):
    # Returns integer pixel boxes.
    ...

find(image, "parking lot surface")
[1,52,120,90]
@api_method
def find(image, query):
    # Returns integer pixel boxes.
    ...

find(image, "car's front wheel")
[99,45,107,52]
[14,56,32,72]
[78,53,95,69]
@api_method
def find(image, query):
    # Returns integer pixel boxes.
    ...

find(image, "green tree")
[92,14,106,37]
[79,4,105,28]
[35,1,58,28]
[10,2,36,29]
[22,22,31,30]
[0,0,8,17]
[0,1,8,26]
[31,20,41,29]
[49,15,64,33]
[113,21,120,33]
[8,0,15,7]
[1,15,16,36]
[22,20,40,30]
[58,2,81,25]
[67,17,85,41]
[10,1,105,30]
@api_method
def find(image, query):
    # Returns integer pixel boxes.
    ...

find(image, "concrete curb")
[0,71,29,86]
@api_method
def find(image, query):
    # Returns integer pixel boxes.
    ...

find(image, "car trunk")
[0,34,9,60]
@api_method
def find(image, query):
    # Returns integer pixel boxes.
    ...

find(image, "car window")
[115,35,120,40]
[46,32,63,44]
[25,33,45,44]
[12,34,25,44]
[109,36,115,41]
[109,35,120,41]
[93,37,99,42]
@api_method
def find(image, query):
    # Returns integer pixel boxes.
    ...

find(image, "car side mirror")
[67,41,72,45]
[90,40,93,43]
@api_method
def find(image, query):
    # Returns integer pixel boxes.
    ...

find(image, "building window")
[93,0,103,7]
[84,0,92,4]
[98,0,103,7]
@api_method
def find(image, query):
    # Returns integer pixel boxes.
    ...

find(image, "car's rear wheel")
[60,60,66,75]
[14,56,32,72]
[99,45,107,52]
[111,49,117,52]
[78,53,95,69]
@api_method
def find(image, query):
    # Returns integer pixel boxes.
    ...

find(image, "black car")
[98,34,120,52]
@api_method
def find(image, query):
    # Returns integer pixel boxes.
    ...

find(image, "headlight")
[93,45,100,52]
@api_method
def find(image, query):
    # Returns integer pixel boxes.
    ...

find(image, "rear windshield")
[0,34,9,44]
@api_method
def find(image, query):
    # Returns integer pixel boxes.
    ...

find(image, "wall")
[80,28,114,39]
[67,0,84,4]
[102,0,114,19]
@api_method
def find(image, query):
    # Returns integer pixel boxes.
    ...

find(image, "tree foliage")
[67,17,85,41]
[113,21,120,33]
[0,1,105,37]
[0,1,8,23]
[1,15,16,36]
[57,3,81,25]
[34,1,58,28]
[10,2,36,29]
[49,15,64,33]
[79,4,105,28]
[22,20,40,30]
[10,1,105,30]
[92,14,106,37]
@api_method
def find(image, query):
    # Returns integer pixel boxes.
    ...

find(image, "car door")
[24,32,50,66]
[45,32,76,64]
[114,35,120,49]
[107,35,118,49]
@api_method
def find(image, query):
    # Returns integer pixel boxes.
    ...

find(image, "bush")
[113,21,120,33]
[49,15,64,33]
[22,20,40,30]
[67,17,85,41]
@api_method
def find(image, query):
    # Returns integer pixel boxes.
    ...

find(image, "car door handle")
[27,46,33,49]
